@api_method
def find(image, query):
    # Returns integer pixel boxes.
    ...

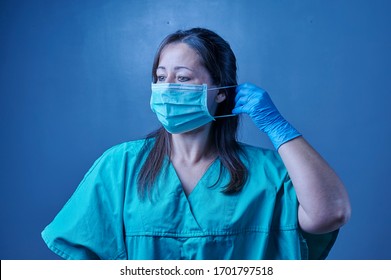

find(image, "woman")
[42,28,351,259]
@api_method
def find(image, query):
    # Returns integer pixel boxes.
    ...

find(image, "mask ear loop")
[208,85,237,91]
[214,114,236,118]
[208,85,238,118]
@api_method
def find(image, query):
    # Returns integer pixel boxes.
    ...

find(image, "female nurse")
[42,27,351,260]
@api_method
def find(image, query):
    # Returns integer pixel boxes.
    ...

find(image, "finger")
[236,82,254,91]
[235,87,253,103]
[232,106,244,115]
[232,103,252,115]
[234,88,246,103]
[234,95,249,107]
[236,83,261,94]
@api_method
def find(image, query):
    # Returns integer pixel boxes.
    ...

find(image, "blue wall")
[1,0,390,259]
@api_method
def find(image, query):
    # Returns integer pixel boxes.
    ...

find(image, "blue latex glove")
[232,83,301,150]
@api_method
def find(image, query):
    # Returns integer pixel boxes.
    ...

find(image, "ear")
[215,90,227,103]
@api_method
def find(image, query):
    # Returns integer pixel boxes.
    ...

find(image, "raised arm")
[233,83,351,234]
[278,136,351,233]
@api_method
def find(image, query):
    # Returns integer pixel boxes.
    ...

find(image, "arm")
[233,83,351,234]
[278,137,351,234]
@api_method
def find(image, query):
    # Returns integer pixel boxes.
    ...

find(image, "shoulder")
[99,138,153,160]
[238,142,288,179]
[239,142,282,164]
[85,138,153,175]
[105,138,150,154]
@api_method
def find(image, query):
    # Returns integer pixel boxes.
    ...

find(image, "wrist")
[266,118,302,150]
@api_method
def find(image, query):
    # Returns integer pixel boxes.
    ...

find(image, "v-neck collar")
[166,156,239,232]
[137,156,239,235]
[167,157,220,199]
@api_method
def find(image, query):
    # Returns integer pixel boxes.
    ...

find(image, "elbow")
[333,200,352,229]
[299,200,352,234]
[322,200,352,233]
[328,181,352,231]
[328,187,352,230]
[331,180,352,229]
[319,198,352,234]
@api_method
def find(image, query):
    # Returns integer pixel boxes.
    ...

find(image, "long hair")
[137,28,248,197]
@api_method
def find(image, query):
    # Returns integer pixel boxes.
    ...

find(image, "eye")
[177,76,190,82]
[157,75,166,82]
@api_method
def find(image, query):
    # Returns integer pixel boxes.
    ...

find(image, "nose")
[165,73,175,83]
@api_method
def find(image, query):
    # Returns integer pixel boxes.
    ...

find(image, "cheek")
[206,90,218,114]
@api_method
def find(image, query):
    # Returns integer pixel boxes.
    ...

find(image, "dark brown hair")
[137,28,248,197]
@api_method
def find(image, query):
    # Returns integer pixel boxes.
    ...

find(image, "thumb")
[232,107,244,115]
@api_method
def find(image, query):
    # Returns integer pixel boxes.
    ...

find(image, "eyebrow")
[157,66,194,71]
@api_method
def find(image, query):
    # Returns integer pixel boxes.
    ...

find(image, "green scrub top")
[41,139,338,260]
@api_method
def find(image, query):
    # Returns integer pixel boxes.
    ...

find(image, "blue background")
[1,0,390,259]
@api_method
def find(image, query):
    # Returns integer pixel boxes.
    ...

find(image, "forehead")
[158,42,203,68]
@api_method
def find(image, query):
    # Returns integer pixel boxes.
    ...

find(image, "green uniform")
[42,139,337,259]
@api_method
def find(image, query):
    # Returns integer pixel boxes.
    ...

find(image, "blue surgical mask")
[150,83,236,134]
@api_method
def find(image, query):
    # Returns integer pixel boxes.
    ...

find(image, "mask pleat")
[150,83,214,134]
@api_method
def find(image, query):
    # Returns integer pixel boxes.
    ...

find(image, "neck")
[170,124,216,164]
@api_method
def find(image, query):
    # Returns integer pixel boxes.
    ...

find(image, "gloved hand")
[232,83,301,150]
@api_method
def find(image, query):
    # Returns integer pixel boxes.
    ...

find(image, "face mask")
[150,83,236,134]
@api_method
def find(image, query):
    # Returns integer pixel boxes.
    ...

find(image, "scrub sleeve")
[41,145,129,259]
